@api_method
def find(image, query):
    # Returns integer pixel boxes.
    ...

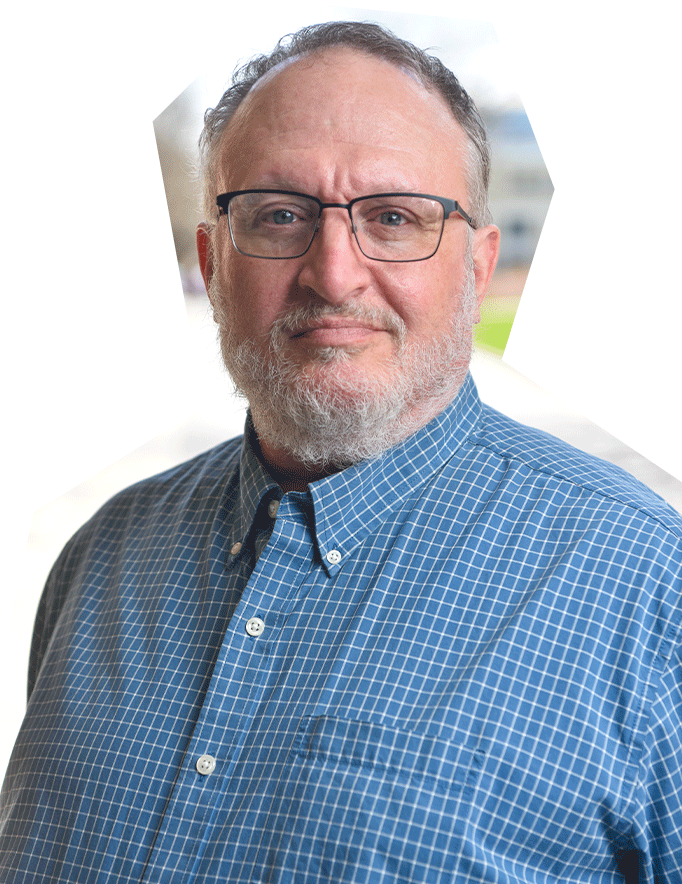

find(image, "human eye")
[255,197,315,229]
[359,198,422,239]
[365,200,416,225]
[261,206,298,226]
[378,209,409,227]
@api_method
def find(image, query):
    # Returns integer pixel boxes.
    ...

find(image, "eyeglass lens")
[227,193,446,261]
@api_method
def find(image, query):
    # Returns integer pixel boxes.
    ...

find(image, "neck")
[254,434,334,492]
[249,386,462,492]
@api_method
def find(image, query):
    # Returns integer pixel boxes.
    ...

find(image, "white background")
[2,0,680,776]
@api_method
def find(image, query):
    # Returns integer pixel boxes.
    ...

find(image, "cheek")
[380,268,461,339]
[220,258,294,335]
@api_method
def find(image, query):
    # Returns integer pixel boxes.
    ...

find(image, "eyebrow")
[240,180,423,196]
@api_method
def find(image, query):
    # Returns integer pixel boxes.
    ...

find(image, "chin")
[229,333,468,470]
[293,350,393,389]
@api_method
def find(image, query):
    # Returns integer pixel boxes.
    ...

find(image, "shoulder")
[40,435,244,610]
[108,434,243,501]
[28,436,244,694]
[463,403,682,541]
[78,435,244,534]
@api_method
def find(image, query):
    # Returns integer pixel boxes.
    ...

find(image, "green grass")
[474,299,519,356]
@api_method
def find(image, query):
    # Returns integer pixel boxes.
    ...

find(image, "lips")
[276,304,405,347]
[290,317,385,341]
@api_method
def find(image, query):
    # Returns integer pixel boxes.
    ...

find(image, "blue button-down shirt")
[2,375,682,882]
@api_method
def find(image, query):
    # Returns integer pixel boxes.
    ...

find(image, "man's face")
[201,49,499,476]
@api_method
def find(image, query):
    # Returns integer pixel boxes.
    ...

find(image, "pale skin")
[198,49,500,490]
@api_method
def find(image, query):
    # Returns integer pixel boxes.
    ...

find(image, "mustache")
[269,301,407,343]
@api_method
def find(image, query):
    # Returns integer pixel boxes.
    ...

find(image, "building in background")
[487,108,553,268]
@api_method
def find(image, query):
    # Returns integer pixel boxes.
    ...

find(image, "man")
[1,21,681,883]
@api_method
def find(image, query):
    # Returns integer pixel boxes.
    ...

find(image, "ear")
[196,223,215,298]
[471,224,500,320]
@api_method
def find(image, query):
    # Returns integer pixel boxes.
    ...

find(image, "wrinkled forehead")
[215,48,468,179]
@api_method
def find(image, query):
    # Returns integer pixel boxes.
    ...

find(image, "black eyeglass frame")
[215,189,477,262]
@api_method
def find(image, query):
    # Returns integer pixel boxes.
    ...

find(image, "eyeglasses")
[216,190,476,262]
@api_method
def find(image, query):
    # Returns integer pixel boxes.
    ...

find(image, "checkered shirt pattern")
[1,374,682,882]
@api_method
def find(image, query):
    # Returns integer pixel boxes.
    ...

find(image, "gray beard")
[211,253,477,472]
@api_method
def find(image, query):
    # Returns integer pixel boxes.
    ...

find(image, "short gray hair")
[199,21,491,228]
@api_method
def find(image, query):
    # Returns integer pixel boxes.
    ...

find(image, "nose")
[296,208,373,304]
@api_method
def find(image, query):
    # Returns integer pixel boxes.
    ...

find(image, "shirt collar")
[235,373,482,574]
[234,419,282,546]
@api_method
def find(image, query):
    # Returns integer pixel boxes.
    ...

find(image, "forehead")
[217,48,470,194]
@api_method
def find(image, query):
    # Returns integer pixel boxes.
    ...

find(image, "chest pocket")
[260,714,485,883]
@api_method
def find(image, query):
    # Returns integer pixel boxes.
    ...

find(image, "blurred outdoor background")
[8,10,682,781]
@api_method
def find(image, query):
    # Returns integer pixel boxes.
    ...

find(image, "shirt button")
[268,499,280,518]
[246,616,265,637]
[196,754,216,776]
[230,541,243,556]
[326,549,342,565]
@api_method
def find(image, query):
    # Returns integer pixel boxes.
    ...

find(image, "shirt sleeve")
[27,531,84,701]
[635,634,682,880]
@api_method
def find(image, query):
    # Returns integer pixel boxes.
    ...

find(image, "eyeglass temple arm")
[442,199,477,229]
